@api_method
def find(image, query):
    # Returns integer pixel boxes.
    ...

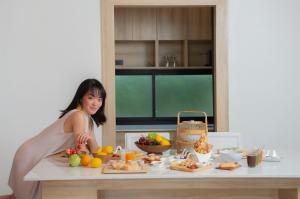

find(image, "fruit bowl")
[135,143,171,154]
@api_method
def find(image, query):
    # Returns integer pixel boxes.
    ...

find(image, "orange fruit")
[80,154,91,166]
[90,158,102,168]
[125,151,136,161]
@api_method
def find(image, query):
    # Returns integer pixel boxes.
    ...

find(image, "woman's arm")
[70,111,94,153]
[87,127,99,154]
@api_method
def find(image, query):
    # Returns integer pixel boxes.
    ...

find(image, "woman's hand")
[76,132,91,145]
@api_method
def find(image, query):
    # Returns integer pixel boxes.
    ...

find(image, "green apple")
[147,132,157,140]
[68,154,81,167]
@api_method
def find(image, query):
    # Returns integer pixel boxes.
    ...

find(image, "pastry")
[217,162,240,170]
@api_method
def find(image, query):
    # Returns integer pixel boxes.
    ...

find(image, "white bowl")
[219,151,242,162]
[193,150,212,164]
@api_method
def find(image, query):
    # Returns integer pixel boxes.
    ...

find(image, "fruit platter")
[93,146,121,163]
[135,132,171,154]
[65,144,117,168]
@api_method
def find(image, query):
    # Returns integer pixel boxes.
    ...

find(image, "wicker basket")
[175,110,208,152]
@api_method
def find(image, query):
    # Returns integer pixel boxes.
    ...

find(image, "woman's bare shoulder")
[68,110,86,122]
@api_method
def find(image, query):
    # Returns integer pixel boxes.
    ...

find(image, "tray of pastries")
[216,162,241,170]
[142,153,161,164]
[170,158,213,172]
[102,160,149,174]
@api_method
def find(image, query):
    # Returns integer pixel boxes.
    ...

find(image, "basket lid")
[182,120,203,124]
[177,120,206,130]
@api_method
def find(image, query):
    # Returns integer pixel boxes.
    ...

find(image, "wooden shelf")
[115,41,155,67]
[116,66,212,70]
[159,40,184,67]
[188,40,213,67]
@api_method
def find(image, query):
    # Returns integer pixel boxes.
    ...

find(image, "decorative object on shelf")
[164,55,170,67]
[162,55,177,67]
[115,59,124,66]
[170,55,176,67]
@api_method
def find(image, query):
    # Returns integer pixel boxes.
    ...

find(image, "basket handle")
[177,110,208,132]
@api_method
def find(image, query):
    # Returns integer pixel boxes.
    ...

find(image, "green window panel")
[116,75,152,117]
[155,75,213,117]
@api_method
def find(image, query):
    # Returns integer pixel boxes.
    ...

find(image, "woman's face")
[81,90,103,115]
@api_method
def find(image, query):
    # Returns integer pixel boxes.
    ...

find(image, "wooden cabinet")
[187,7,213,40]
[157,8,186,40]
[115,8,133,40]
[115,7,214,68]
[115,8,156,40]
[132,8,156,40]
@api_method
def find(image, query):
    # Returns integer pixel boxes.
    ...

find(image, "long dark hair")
[59,79,106,126]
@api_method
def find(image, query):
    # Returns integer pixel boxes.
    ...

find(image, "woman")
[7,79,106,199]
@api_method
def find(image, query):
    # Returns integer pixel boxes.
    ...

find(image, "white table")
[25,151,300,199]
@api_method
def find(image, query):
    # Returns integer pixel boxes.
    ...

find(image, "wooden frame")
[101,0,228,146]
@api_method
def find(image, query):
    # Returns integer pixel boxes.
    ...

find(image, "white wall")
[0,0,102,194]
[1,0,300,195]
[228,0,300,150]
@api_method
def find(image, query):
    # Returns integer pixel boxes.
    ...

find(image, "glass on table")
[125,151,136,162]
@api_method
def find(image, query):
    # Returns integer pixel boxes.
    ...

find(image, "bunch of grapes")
[136,136,146,145]
[136,136,160,145]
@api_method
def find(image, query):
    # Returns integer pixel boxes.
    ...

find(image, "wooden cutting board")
[170,164,213,173]
[102,165,149,174]
[216,162,241,170]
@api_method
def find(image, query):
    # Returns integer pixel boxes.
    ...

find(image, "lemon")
[98,152,107,156]
[160,139,170,146]
[155,135,163,142]
[102,146,113,154]
[90,158,102,168]
[96,147,102,155]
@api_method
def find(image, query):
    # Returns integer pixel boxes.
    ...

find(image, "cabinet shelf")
[116,66,212,70]
[159,40,184,67]
[115,41,155,67]
[188,40,213,67]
